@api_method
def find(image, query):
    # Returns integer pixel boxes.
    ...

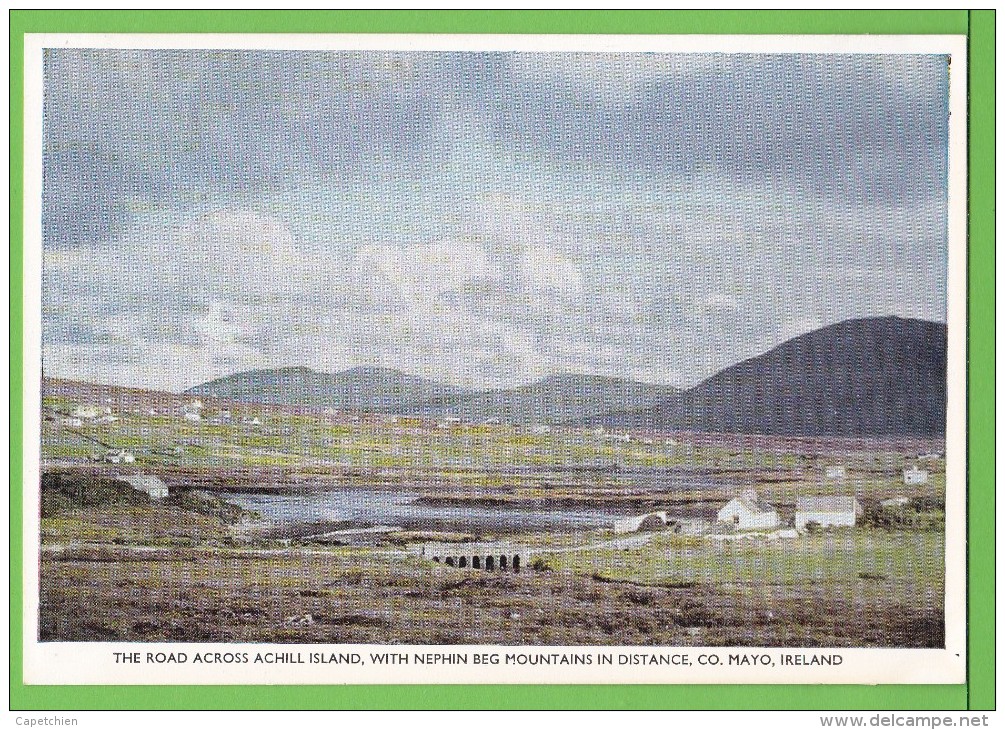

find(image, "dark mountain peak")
[722,316,946,379]
[186,316,946,434]
[601,316,947,437]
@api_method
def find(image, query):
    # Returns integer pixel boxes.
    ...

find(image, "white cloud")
[521,245,585,296]
[42,140,947,392]
[356,237,502,301]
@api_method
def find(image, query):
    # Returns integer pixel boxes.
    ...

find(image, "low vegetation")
[41,470,149,517]
[37,384,947,647]
[39,546,942,647]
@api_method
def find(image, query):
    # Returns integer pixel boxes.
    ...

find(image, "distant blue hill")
[185,365,472,414]
[186,316,947,436]
[410,374,680,425]
[186,366,676,425]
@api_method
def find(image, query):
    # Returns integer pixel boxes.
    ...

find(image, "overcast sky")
[41,50,949,392]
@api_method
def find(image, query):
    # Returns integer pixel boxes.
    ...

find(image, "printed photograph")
[38,48,950,648]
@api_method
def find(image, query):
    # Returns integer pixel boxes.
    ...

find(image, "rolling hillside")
[411,374,679,424]
[599,316,947,436]
[185,366,471,414]
[183,316,947,435]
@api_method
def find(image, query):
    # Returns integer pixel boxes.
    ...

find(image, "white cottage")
[102,449,135,464]
[72,405,103,420]
[795,496,863,530]
[613,511,669,534]
[824,465,847,480]
[716,490,780,530]
[903,466,929,485]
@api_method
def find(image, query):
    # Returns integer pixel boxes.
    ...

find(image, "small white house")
[103,449,135,464]
[60,417,83,427]
[183,411,202,422]
[242,416,261,427]
[71,405,102,420]
[716,490,780,530]
[903,466,930,485]
[824,465,847,480]
[613,511,669,534]
[117,474,169,500]
[795,496,863,530]
[530,424,551,435]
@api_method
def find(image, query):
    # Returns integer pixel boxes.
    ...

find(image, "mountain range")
[598,316,947,436]
[186,316,947,436]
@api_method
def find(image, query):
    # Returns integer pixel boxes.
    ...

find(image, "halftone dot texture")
[39,50,947,647]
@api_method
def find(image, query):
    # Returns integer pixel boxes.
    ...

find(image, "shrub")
[168,490,258,524]
[862,503,945,532]
[530,556,552,572]
[40,471,148,517]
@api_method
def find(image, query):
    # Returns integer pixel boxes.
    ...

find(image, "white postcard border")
[22,32,969,686]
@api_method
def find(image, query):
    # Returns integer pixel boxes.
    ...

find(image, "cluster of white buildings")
[101,448,135,464]
[715,489,866,532]
[613,487,873,538]
[64,404,118,426]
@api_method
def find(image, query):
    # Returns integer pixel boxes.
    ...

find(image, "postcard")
[20,31,968,686]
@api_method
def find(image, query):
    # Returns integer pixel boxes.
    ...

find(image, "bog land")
[37,378,946,647]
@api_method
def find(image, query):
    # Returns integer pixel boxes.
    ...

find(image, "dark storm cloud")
[40,49,950,390]
[43,52,948,247]
[487,54,948,205]
[42,49,443,246]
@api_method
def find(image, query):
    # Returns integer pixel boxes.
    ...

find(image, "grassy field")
[39,537,942,647]
[41,382,945,478]
[36,380,947,646]
[544,530,943,607]
[38,498,944,647]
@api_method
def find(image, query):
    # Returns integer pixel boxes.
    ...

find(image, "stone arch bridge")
[417,541,534,572]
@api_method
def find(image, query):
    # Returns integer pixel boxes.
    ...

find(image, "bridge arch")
[424,543,529,572]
